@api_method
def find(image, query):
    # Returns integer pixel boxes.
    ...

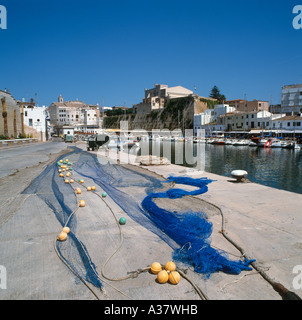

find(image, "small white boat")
[282,141,295,149]
[232,139,248,146]
[270,140,283,148]
[225,139,233,145]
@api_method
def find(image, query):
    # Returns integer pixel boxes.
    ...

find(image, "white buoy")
[231,170,248,182]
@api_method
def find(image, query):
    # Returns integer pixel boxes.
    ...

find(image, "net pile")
[141,176,254,276]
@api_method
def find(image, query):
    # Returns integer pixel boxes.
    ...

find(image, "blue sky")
[0,0,302,107]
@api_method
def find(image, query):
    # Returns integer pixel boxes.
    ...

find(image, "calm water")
[137,141,302,195]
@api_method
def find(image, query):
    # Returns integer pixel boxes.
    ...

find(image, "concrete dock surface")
[0,141,301,300]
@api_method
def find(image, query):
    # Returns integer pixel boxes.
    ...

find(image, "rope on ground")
[198,196,301,300]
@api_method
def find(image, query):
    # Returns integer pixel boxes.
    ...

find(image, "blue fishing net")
[22,147,254,289]
[141,176,254,276]
[72,150,254,277]
[22,150,103,289]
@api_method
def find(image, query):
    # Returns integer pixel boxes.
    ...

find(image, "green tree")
[209,85,226,103]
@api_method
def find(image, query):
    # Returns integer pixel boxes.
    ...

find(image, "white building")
[48,95,100,135]
[16,98,48,141]
[270,115,302,131]
[194,104,235,136]
[23,105,47,140]
[224,110,284,132]
[281,84,302,115]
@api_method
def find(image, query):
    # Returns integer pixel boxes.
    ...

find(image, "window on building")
[287,122,290,127]
[29,119,33,126]
[25,111,27,116]
[297,122,301,126]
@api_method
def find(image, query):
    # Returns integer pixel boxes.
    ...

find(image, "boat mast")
[294,96,296,141]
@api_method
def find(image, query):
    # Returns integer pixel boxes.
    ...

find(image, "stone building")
[226,99,269,113]
[0,90,22,138]
[133,84,194,114]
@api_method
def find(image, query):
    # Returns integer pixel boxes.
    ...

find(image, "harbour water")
[137,141,302,195]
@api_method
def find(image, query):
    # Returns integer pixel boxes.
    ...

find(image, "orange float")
[79,200,85,207]
[150,262,162,274]
[157,270,169,284]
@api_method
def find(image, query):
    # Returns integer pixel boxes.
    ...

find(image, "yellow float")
[168,271,181,285]
[91,186,96,191]
[57,231,68,241]
[79,200,85,207]
[150,262,162,274]
[157,270,169,284]
[165,261,176,272]
[87,187,91,191]
[62,227,70,234]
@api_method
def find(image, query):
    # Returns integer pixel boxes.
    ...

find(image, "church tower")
[58,94,63,103]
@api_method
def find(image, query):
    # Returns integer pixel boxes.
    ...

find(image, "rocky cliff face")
[104,96,210,132]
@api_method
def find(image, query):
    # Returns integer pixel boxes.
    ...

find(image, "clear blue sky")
[1,0,302,107]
